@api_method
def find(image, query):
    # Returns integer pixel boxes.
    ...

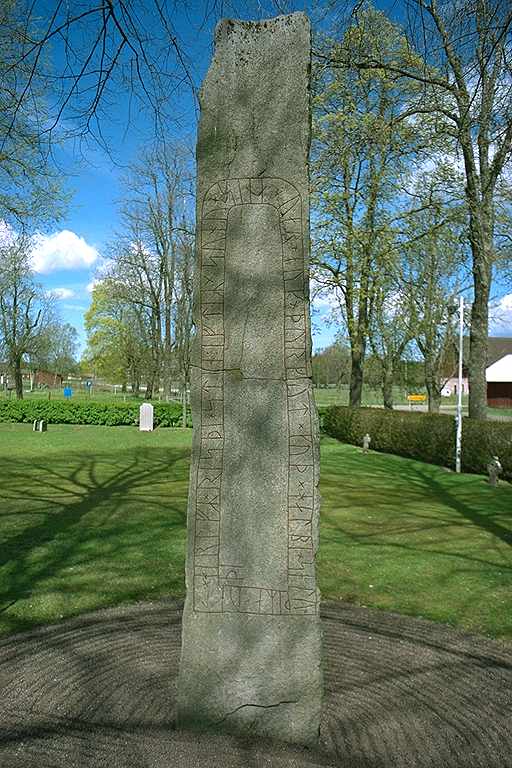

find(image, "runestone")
[176,12,323,746]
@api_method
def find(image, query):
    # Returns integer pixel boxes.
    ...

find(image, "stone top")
[197,13,311,189]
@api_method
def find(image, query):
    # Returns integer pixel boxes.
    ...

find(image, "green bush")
[0,399,191,428]
[317,406,329,432]
[323,406,512,481]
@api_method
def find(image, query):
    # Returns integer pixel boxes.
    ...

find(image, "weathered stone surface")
[139,402,154,432]
[176,12,322,746]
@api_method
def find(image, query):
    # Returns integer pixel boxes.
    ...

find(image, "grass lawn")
[0,424,511,641]
[0,389,178,404]
[488,406,512,419]
[0,424,190,637]
[313,386,412,407]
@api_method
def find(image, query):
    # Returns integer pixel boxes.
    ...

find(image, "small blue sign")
[85,380,92,389]
[63,387,72,399]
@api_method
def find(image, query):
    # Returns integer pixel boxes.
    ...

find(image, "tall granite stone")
[176,13,322,746]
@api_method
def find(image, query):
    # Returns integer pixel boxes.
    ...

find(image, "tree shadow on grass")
[413,467,512,546]
[0,446,190,635]
[318,441,512,633]
[320,440,512,551]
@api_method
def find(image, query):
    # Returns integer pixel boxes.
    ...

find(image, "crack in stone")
[214,700,299,726]
[188,363,289,381]
[239,309,250,370]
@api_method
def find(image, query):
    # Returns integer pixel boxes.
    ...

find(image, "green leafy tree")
[84,280,150,392]
[312,340,351,388]
[312,6,436,406]
[401,177,469,412]
[344,0,512,418]
[369,281,414,409]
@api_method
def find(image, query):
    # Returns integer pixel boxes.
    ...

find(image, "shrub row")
[0,399,191,428]
[323,406,512,481]
[317,406,329,432]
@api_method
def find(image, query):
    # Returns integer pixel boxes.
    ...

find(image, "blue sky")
[28,0,512,357]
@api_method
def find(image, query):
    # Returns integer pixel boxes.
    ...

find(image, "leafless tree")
[102,141,193,397]
[0,231,55,398]
[312,6,439,407]
[172,221,195,423]
[2,0,308,151]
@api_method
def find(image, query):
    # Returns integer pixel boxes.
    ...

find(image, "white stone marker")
[487,456,502,487]
[139,402,154,432]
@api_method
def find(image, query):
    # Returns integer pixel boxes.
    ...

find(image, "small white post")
[455,296,464,473]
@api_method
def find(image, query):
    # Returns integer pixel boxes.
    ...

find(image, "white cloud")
[0,220,15,246]
[490,294,512,335]
[310,276,341,313]
[31,230,99,274]
[49,287,75,300]
[312,293,339,313]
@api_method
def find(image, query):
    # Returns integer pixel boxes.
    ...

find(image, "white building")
[441,377,469,397]
[486,352,512,408]
[440,337,512,407]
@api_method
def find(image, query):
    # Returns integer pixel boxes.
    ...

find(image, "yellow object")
[407,394,427,402]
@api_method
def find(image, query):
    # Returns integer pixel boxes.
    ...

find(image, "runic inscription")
[192,177,317,617]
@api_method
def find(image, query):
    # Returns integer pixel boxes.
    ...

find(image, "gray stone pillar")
[177,13,322,746]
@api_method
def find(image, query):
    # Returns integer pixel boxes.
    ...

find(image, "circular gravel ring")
[0,600,511,767]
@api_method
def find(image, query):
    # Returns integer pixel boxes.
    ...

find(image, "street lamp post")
[455,296,464,473]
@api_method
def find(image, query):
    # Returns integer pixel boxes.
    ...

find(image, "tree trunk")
[163,317,173,399]
[464,169,493,420]
[13,360,23,399]
[349,345,364,407]
[467,218,492,420]
[121,381,127,393]
[163,366,172,399]
[182,385,187,428]
[382,364,394,410]
[468,285,490,420]
[425,375,440,413]
[145,380,154,400]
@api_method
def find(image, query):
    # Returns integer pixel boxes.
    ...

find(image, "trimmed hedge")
[0,399,191,428]
[323,405,512,481]
[317,406,329,432]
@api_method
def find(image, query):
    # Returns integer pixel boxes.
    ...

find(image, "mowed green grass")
[0,389,176,404]
[313,386,412,407]
[0,424,511,640]
[0,424,190,636]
